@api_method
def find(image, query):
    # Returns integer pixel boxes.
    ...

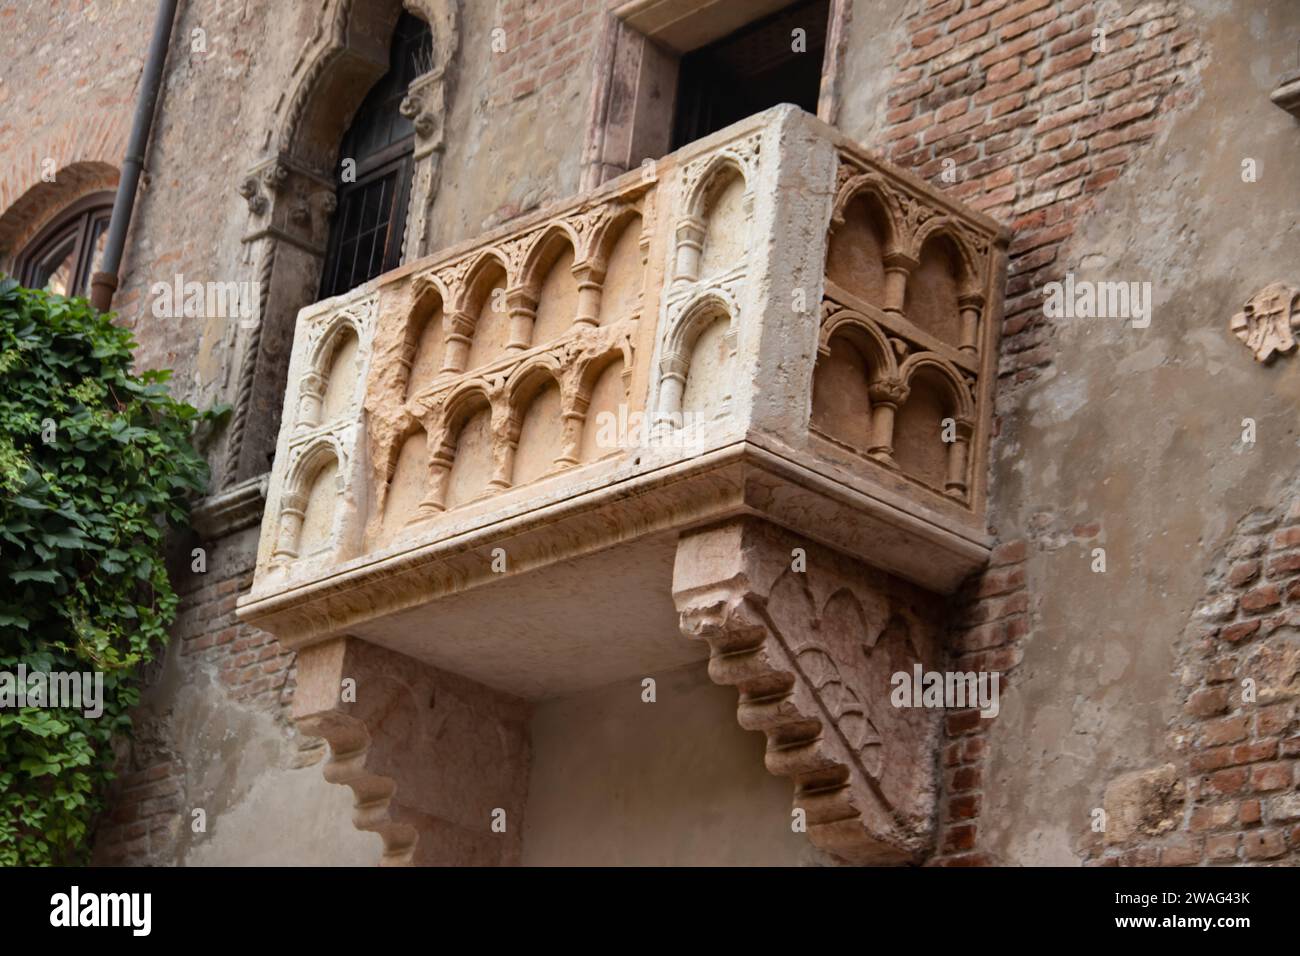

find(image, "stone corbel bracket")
[401,68,449,159]
[672,518,946,865]
[292,635,531,867]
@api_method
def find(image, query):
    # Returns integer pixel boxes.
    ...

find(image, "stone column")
[504,287,538,351]
[294,371,325,433]
[414,434,455,519]
[881,251,917,316]
[272,490,307,562]
[440,310,476,374]
[867,378,909,466]
[958,292,984,354]
[572,261,605,327]
[556,393,590,467]
[653,351,689,431]
[673,217,706,282]
[944,418,974,501]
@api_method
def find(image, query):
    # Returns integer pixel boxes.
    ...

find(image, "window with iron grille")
[319,12,431,300]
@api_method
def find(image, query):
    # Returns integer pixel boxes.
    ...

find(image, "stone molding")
[190,473,269,540]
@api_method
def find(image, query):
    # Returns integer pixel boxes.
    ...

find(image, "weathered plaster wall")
[6,0,1297,867]
[521,663,828,866]
[422,0,602,249]
[93,523,376,866]
[978,0,1300,865]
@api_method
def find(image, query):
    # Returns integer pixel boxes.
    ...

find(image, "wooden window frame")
[16,192,115,297]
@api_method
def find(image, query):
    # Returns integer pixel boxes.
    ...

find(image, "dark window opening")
[319,11,431,300]
[671,0,830,150]
[16,193,114,298]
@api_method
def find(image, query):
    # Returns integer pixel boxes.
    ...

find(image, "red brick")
[946,709,983,736]
[1241,584,1281,613]
[1272,527,1300,550]
[1185,686,1230,719]
[1266,552,1300,579]
[1202,767,1248,796]
[1238,799,1262,825]
[1204,833,1239,860]
[1227,560,1261,587]
[1160,843,1201,866]
[1250,763,1292,792]
[989,539,1027,566]
[942,823,977,853]
[1256,705,1293,738]
[947,794,981,820]
[1242,829,1286,860]
[950,766,982,792]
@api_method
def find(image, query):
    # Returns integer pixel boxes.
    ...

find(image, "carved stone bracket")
[292,636,531,867]
[672,519,945,864]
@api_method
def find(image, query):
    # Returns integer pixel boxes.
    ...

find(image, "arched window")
[319,12,432,299]
[16,193,114,298]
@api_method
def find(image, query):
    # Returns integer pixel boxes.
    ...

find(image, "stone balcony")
[238,106,1009,866]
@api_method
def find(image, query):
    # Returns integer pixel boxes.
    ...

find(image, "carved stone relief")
[672,518,944,864]
[1230,282,1300,363]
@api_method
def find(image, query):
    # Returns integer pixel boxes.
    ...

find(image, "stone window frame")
[218,0,459,495]
[579,0,852,191]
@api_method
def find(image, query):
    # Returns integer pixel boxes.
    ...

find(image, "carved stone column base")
[672,519,947,864]
[292,636,531,866]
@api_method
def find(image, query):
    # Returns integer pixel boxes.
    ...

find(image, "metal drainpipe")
[89,0,181,314]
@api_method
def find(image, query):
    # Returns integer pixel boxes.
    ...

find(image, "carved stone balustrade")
[238,106,1009,866]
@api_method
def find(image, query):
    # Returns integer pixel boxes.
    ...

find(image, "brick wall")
[880,0,1200,390]
[932,538,1029,864]
[491,0,607,107]
[1090,497,1300,866]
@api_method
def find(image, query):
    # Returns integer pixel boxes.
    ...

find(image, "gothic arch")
[908,219,982,292]
[0,160,120,267]
[519,223,581,296]
[271,0,456,170]
[584,203,642,269]
[664,288,739,361]
[829,173,902,252]
[898,353,974,422]
[819,310,899,382]
[683,152,750,222]
[223,0,460,491]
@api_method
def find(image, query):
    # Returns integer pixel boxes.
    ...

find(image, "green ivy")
[0,277,213,865]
